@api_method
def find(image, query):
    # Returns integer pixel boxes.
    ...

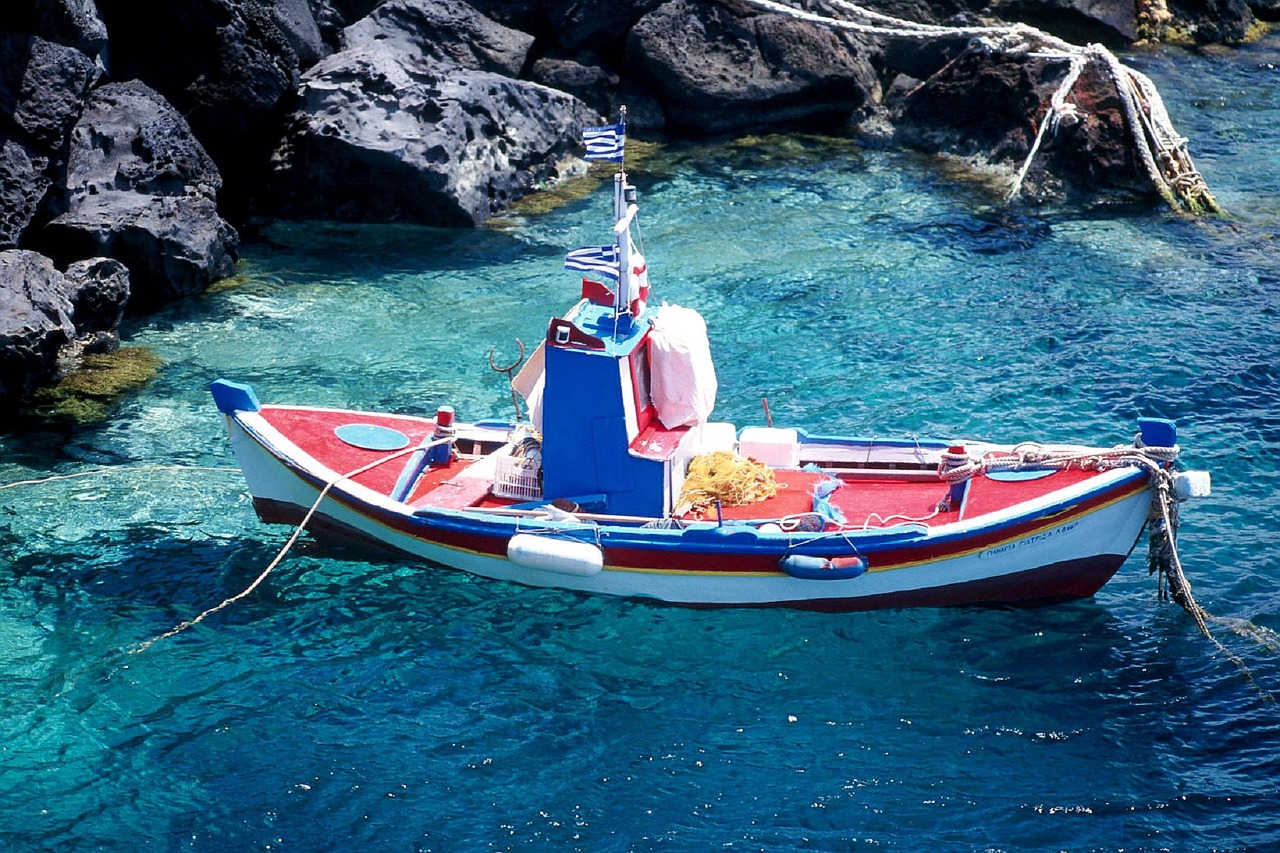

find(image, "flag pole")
[612,106,633,329]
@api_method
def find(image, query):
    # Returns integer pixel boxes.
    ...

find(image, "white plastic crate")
[739,426,799,468]
[492,455,543,501]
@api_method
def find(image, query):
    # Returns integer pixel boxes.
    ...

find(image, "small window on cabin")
[632,342,653,414]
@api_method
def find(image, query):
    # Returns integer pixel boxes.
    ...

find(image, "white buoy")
[507,533,603,576]
[1174,470,1212,500]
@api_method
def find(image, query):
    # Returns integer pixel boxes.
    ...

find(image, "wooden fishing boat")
[210,115,1210,612]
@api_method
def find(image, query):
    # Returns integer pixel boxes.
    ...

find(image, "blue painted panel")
[542,345,623,500]
[210,379,261,413]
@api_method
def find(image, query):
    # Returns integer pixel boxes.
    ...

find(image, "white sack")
[648,302,717,428]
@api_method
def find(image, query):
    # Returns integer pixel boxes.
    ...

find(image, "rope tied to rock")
[744,0,1223,215]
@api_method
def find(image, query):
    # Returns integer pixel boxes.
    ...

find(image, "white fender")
[1173,470,1212,500]
[507,533,603,577]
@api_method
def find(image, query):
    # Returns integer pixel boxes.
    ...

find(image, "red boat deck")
[258,406,1101,527]
[680,467,1097,527]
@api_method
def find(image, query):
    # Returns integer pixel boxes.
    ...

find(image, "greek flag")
[582,122,625,162]
[565,245,620,279]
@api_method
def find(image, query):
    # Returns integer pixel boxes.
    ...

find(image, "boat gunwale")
[228,407,1153,573]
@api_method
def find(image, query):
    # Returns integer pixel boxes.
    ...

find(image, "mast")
[565,106,647,337]
[609,107,649,332]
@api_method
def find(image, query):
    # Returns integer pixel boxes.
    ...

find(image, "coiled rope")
[676,450,781,516]
[743,0,1222,214]
[935,440,1180,482]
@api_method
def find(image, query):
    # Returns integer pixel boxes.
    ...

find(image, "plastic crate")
[492,455,543,501]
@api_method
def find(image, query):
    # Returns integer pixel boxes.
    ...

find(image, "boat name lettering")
[980,522,1080,559]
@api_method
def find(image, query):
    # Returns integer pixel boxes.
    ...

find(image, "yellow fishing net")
[676,451,779,516]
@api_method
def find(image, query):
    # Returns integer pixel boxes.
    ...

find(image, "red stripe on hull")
[252,498,1132,612]
[772,554,1128,612]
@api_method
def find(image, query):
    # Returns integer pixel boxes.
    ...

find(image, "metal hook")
[488,338,526,421]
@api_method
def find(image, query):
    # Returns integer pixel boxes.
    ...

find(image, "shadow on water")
[898,209,1055,254]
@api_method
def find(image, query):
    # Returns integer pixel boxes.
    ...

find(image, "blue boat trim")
[210,379,261,414]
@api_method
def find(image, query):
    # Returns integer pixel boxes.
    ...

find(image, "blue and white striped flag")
[582,122,625,162]
[565,245,620,279]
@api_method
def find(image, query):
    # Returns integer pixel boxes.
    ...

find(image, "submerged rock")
[18,346,162,423]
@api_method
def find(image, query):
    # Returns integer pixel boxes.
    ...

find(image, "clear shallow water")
[3,40,1280,852]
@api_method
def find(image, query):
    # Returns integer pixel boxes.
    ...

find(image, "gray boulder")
[264,0,598,226]
[57,81,224,203]
[530,58,620,117]
[268,49,597,225]
[0,33,102,149]
[988,0,1140,43]
[0,249,74,398]
[343,0,535,76]
[978,0,1255,43]
[0,140,52,250]
[467,0,663,54]
[1169,0,1256,42]
[0,33,101,248]
[46,193,236,310]
[0,250,130,399]
[41,81,238,309]
[9,0,109,61]
[63,255,129,353]
[93,0,308,208]
[260,0,328,67]
[627,0,879,133]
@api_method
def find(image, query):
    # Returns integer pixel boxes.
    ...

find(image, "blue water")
[3,40,1280,852]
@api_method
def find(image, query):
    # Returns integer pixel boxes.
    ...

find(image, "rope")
[0,465,243,491]
[1147,470,1273,697]
[936,440,1180,483]
[131,439,447,654]
[742,0,1222,214]
[941,441,1273,687]
[677,450,780,516]
[1007,53,1087,201]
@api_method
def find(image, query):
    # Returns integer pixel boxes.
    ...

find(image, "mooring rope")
[131,439,448,654]
[940,442,1275,688]
[0,465,243,491]
[1007,52,1087,201]
[742,0,1222,214]
[936,441,1180,483]
[1146,470,1276,697]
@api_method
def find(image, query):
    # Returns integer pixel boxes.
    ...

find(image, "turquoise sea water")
[3,39,1280,851]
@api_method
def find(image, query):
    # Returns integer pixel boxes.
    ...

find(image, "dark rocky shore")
[1,0,1273,405]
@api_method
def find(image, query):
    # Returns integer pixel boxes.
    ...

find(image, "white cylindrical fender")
[1173,470,1212,500]
[507,533,604,577]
